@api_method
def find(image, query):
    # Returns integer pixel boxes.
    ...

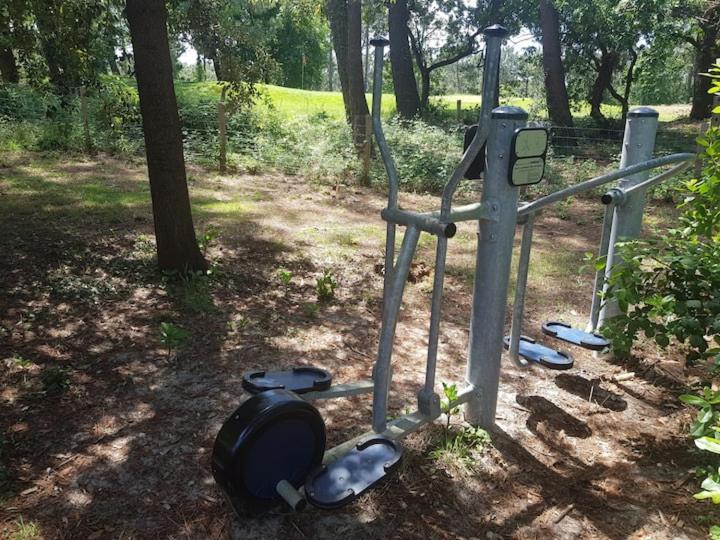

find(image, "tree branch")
[427,29,482,73]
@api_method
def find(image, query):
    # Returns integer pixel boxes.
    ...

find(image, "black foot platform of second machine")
[503,335,574,369]
[305,437,403,509]
[242,367,332,394]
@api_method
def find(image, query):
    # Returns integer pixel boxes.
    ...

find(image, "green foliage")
[40,366,71,394]
[679,389,720,505]
[158,322,191,358]
[375,118,463,192]
[11,517,40,540]
[602,69,720,363]
[429,425,491,467]
[276,267,293,286]
[197,225,220,255]
[315,269,337,302]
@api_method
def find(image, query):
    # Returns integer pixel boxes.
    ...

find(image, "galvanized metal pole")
[597,107,658,327]
[465,106,527,429]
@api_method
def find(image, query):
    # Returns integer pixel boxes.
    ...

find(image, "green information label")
[514,129,548,158]
[512,157,545,186]
[509,127,548,186]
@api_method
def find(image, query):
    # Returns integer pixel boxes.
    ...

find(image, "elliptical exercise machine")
[211,25,563,514]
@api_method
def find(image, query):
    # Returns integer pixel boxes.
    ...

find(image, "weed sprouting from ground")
[158,322,191,360]
[315,269,337,302]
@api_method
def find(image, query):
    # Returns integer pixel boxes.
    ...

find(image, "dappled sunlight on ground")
[0,152,713,538]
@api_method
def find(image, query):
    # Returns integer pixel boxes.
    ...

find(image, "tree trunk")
[347,0,370,145]
[690,32,718,120]
[211,53,222,81]
[363,23,370,91]
[589,51,617,126]
[125,0,206,272]
[419,65,431,111]
[327,45,334,91]
[326,0,351,117]
[388,0,420,118]
[0,48,19,83]
[608,49,638,123]
[539,0,573,127]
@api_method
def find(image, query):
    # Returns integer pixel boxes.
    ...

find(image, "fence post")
[79,86,91,152]
[456,99,462,121]
[597,107,658,329]
[465,106,527,429]
[218,87,228,173]
[361,114,372,186]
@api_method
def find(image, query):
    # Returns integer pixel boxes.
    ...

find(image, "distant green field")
[179,81,691,123]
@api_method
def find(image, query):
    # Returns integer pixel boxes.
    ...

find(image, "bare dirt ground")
[0,153,715,539]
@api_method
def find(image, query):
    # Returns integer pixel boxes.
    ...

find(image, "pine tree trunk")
[126,0,206,272]
[0,48,19,83]
[539,0,573,128]
[388,0,420,118]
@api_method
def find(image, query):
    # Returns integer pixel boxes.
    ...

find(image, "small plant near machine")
[159,322,190,359]
[431,382,491,467]
[315,269,337,302]
[440,382,460,436]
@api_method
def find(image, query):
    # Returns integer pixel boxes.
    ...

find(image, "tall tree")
[325,0,370,144]
[388,0,421,117]
[559,0,661,124]
[406,0,522,111]
[325,0,351,114]
[538,0,573,127]
[672,1,720,119]
[126,0,206,272]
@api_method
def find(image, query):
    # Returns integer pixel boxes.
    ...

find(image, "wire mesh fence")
[0,83,703,197]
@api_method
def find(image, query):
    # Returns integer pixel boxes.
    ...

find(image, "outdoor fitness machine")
[211,25,696,515]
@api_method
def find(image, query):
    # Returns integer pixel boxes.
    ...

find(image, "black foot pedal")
[242,366,332,394]
[304,437,403,509]
[503,335,574,370]
[542,321,610,351]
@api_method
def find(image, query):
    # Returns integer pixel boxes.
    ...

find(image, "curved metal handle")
[440,25,507,219]
[370,37,399,210]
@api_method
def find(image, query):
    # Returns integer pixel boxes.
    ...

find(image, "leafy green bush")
[374,117,463,193]
[602,126,720,366]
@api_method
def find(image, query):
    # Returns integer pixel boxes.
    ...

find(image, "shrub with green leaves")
[602,124,720,367]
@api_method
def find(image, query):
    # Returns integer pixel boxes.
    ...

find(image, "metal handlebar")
[440,25,507,220]
[370,37,398,210]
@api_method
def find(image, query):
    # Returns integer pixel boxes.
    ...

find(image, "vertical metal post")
[597,107,658,327]
[465,106,527,429]
[361,114,372,186]
[508,212,535,367]
[372,226,421,433]
[588,201,616,332]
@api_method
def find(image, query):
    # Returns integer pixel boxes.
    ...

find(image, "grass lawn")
[175,82,692,123]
